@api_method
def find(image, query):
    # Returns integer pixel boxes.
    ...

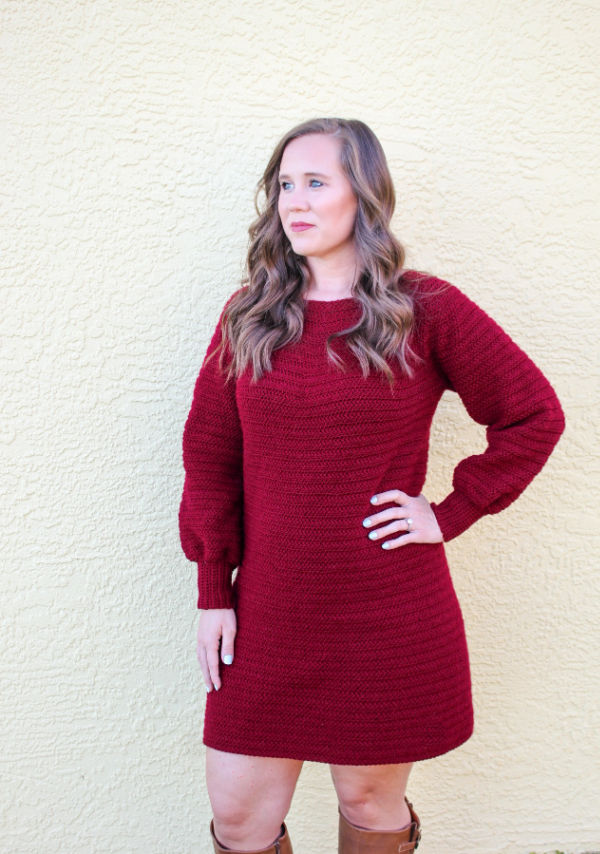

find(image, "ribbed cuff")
[429,490,486,542]
[197,561,235,610]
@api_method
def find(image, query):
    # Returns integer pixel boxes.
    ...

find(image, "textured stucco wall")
[2,1,598,853]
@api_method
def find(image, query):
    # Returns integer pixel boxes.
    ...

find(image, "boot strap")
[399,797,422,851]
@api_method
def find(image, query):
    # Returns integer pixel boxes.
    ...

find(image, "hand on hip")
[361,490,443,548]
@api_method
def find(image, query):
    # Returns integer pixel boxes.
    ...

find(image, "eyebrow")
[278,171,331,180]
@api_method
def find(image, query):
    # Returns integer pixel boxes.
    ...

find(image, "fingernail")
[223,654,233,665]
[363,518,372,527]
[370,496,378,504]
[205,684,212,692]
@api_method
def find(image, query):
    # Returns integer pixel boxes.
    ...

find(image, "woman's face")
[277,133,359,264]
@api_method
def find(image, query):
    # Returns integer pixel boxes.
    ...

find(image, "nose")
[283,187,310,212]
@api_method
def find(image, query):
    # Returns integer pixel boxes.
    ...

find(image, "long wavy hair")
[209,117,438,387]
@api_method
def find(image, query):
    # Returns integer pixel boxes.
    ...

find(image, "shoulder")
[204,286,248,353]
[402,268,469,306]
[220,285,249,314]
[402,270,493,331]
[211,286,250,338]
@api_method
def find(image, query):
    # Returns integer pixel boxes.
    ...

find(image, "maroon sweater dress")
[178,271,566,765]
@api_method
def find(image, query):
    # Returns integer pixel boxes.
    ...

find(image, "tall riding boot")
[210,819,293,854]
[338,795,421,853]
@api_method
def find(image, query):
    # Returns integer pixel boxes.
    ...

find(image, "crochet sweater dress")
[178,271,566,765]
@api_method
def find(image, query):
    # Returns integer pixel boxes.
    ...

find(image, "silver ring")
[406,517,413,531]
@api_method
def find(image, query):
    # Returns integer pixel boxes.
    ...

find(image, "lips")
[291,222,314,232]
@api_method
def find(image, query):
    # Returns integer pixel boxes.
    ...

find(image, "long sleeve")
[178,295,244,609]
[425,279,566,542]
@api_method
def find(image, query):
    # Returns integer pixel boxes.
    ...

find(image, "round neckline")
[302,296,361,326]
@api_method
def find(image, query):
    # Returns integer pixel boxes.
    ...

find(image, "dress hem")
[202,722,474,766]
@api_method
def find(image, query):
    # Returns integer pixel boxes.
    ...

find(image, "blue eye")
[279,179,323,190]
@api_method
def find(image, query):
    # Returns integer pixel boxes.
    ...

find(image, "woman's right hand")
[197,608,237,692]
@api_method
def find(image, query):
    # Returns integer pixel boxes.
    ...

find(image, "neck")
[304,253,358,300]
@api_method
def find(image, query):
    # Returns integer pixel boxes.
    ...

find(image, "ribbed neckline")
[303,296,359,311]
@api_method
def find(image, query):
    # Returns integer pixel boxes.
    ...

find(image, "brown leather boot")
[210,819,293,854]
[338,796,421,853]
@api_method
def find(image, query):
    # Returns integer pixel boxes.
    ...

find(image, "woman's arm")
[178,294,244,609]
[424,278,566,542]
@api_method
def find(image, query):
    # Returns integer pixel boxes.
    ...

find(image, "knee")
[210,795,252,831]
[331,762,413,817]
[335,780,379,817]
[205,750,301,845]
[210,788,289,839]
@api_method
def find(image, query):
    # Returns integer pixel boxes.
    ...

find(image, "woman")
[178,118,566,854]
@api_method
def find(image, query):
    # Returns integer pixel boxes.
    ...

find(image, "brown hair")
[210,117,436,386]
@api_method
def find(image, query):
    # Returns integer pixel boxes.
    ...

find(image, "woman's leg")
[206,746,304,849]
[329,761,414,830]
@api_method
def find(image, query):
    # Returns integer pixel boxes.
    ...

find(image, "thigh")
[329,761,414,800]
[206,746,304,814]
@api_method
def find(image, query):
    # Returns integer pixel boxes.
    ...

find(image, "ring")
[406,517,413,531]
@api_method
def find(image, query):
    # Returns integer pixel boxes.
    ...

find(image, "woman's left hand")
[362,490,443,548]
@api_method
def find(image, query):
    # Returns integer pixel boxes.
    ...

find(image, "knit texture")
[178,271,565,764]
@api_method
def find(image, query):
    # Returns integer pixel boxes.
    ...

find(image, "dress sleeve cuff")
[429,490,485,542]
[197,561,236,610]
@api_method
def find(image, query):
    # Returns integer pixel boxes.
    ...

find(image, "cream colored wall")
[2,1,597,853]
